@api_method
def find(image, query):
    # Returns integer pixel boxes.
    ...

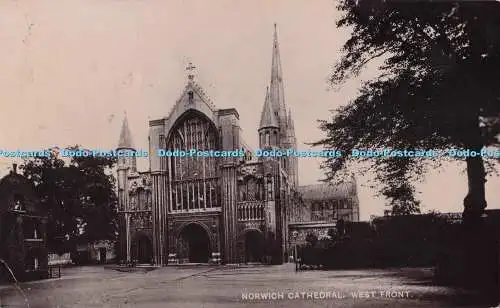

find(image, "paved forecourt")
[0,264,475,307]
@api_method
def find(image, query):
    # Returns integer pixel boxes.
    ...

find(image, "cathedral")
[116,24,299,265]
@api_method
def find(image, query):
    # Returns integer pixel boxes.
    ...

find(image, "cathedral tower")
[264,24,298,188]
[252,24,299,263]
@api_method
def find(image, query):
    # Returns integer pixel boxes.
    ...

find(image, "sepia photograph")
[1,0,500,307]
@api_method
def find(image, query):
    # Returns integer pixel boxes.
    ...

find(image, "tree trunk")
[461,109,487,228]
[457,108,498,302]
[460,144,498,305]
[462,151,487,227]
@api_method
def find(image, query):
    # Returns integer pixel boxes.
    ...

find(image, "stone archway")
[131,233,153,264]
[244,229,265,263]
[178,223,211,263]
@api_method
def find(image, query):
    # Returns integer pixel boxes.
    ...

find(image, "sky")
[1,0,499,220]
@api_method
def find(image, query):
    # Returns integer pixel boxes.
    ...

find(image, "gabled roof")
[297,183,356,200]
[166,79,217,120]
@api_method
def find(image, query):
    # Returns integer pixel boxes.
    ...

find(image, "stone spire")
[259,87,279,130]
[269,23,287,131]
[118,112,134,149]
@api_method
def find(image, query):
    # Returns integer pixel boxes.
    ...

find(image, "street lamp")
[291,230,299,271]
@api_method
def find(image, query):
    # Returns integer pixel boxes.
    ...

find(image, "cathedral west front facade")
[116,25,299,265]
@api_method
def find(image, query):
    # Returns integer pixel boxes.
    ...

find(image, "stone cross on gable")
[186,62,196,81]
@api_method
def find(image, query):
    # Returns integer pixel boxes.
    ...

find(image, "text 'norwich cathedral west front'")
[116,25,358,266]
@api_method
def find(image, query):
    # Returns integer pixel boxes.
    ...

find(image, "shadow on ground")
[388,267,499,307]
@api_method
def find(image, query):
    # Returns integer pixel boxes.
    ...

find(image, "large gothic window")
[166,112,220,212]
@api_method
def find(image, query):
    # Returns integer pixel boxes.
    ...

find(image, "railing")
[237,201,264,221]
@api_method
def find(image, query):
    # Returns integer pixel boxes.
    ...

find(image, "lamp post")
[126,213,131,263]
[292,230,299,271]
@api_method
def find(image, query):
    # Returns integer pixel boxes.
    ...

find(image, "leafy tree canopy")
[21,146,118,254]
[315,0,500,215]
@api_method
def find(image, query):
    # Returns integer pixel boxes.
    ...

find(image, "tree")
[21,147,118,253]
[314,1,500,221]
[305,233,318,247]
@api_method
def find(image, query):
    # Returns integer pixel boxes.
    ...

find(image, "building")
[0,164,49,281]
[288,181,360,252]
[296,181,359,222]
[117,24,298,265]
[74,240,116,265]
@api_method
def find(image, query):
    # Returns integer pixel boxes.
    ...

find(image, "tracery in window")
[239,184,247,201]
[130,195,137,210]
[247,178,257,201]
[136,188,149,210]
[167,112,220,211]
[256,180,263,201]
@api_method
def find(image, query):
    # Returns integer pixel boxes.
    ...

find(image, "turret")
[258,87,280,149]
[117,113,136,211]
[286,108,298,187]
[117,112,137,172]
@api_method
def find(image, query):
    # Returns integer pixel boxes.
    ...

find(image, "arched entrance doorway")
[178,223,211,263]
[131,234,153,264]
[244,230,265,263]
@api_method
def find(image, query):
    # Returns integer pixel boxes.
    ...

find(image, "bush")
[305,233,318,247]
[302,213,466,270]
